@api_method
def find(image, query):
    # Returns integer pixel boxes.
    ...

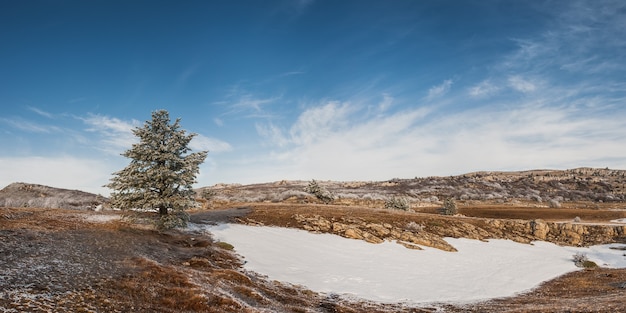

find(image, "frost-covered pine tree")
[106,110,207,229]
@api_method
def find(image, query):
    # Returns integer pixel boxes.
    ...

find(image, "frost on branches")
[106,110,208,229]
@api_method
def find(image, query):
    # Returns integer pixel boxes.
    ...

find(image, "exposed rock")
[288,213,626,251]
[366,223,390,237]
[344,228,363,240]
[531,219,550,239]
[397,241,422,250]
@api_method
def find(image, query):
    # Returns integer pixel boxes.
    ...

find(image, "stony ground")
[2,205,625,312]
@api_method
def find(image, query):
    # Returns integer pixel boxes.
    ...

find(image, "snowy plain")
[200,224,626,305]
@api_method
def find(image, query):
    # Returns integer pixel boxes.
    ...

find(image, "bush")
[200,188,217,201]
[385,197,410,211]
[406,221,424,232]
[549,199,561,208]
[440,198,458,215]
[216,241,234,251]
[573,252,597,268]
[305,180,335,204]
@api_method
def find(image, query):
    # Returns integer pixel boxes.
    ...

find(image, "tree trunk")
[159,206,168,216]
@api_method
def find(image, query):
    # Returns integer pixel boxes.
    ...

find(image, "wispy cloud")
[27,106,55,119]
[231,95,279,113]
[289,101,354,145]
[377,93,393,111]
[250,95,626,181]
[175,63,203,89]
[189,134,232,153]
[218,84,282,119]
[502,0,626,79]
[508,76,537,93]
[81,114,140,154]
[277,71,306,78]
[427,79,453,100]
[468,80,499,98]
[0,117,61,133]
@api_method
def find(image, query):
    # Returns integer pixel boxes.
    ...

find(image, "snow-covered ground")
[201,224,626,305]
[611,218,626,223]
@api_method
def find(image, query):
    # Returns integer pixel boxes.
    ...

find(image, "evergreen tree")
[441,198,458,215]
[106,110,207,228]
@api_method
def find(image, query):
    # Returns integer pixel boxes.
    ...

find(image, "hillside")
[0,182,106,210]
[200,167,626,207]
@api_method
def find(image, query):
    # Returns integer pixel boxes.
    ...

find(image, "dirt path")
[189,206,252,224]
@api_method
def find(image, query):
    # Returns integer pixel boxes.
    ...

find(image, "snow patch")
[203,224,626,305]
[610,218,626,224]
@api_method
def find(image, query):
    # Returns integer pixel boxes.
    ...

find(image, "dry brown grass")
[103,257,212,312]
[456,204,626,222]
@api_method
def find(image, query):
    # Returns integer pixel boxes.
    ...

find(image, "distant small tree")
[441,198,458,215]
[305,180,334,204]
[385,196,410,211]
[106,110,208,229]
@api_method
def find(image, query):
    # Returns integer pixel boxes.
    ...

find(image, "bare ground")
[2,205,625,312]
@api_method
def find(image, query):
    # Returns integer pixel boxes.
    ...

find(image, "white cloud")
[289,101,353,145]
[230,95,279,113]
[508,76,537,93]
[378,93,393,111]
[189,134,232,153]
[242,91,626,183]
[468,80,499,98]
[0,117,61,133]
[427,79,453,99]
[256,123,289,147]
[82,114,140,154]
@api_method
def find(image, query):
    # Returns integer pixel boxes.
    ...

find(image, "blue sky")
[1,0,625,195]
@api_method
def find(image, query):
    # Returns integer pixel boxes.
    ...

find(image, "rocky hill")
[200,167,626,207]
[0,182,106,210]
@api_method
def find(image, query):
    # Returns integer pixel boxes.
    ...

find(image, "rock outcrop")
[264,214,626,251]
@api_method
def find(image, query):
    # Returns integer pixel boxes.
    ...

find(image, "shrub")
[385,197,410,211]
[573,252,597,268]
[216,241,234,251]
[200,188,217,201]
[549,199,561,208]
[305,180,335,204]
[440,198,458,215]
[406,221,424,232]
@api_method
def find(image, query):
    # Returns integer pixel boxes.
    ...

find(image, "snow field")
[204,224,626,305]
